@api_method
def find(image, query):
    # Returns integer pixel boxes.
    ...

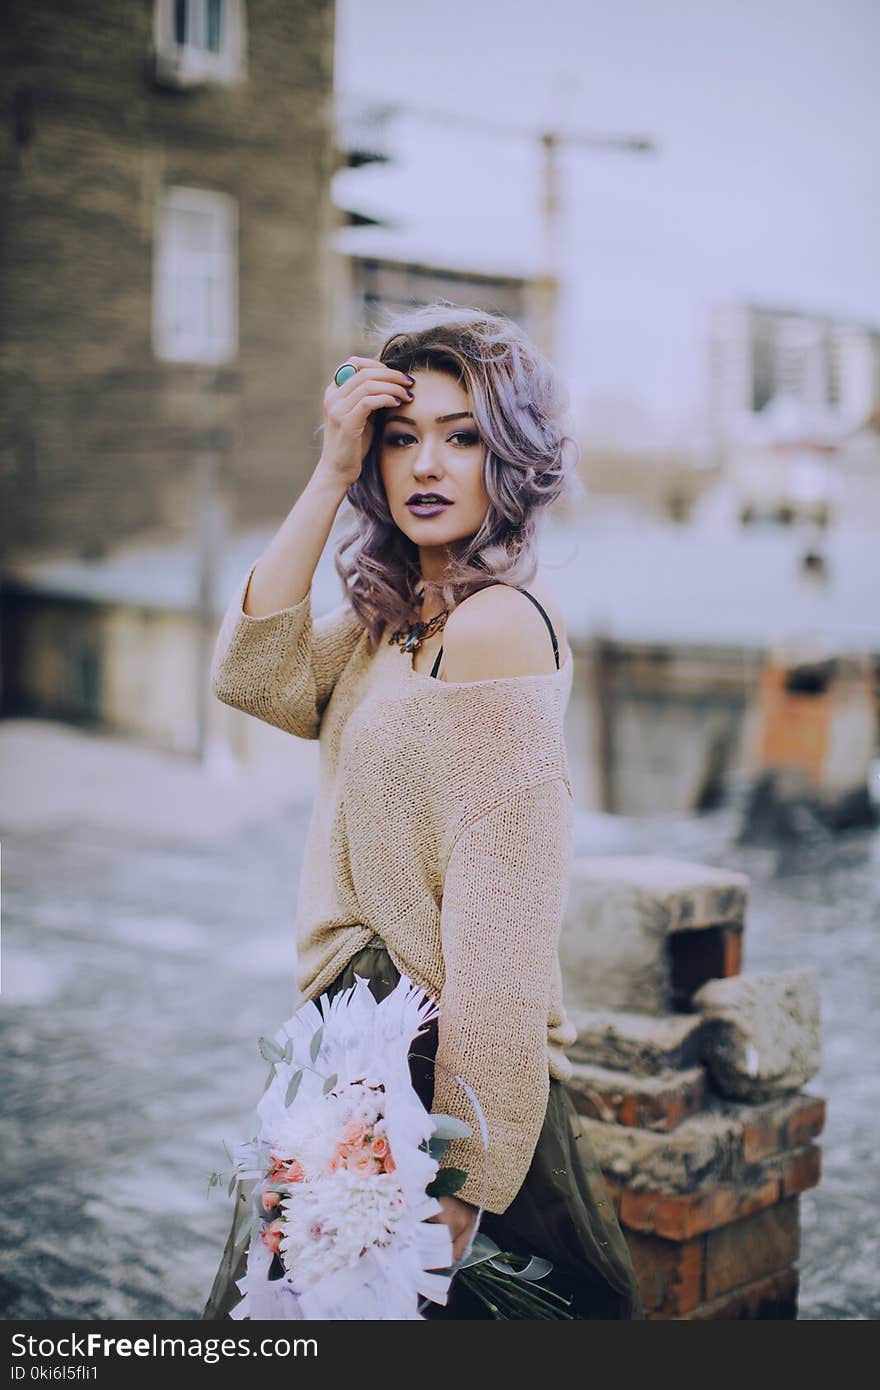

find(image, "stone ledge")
[567,1007,705,1076]
[580,1089,824,1197]
[566,1060,707,1132]
[694,969,821,1101]
[570,856,749,932]
[563,856,749,1015]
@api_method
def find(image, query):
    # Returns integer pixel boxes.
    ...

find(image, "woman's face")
[378,368,489,567]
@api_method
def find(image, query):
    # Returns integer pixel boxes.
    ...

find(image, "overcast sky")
[333,0,878,434]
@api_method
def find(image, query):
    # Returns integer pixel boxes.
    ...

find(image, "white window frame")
[153,0,247,88]
[152,187,239,366]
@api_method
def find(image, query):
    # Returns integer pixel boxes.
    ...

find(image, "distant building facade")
[1,0,338,561]
[709,303,880,432]
[335,253,558,364]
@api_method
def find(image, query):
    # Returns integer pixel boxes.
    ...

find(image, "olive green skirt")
[202,938,644,1321]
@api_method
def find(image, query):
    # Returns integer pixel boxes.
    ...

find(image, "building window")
[153,0,247,88]
[152,187,238,366]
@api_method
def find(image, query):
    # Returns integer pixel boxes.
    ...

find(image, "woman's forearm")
[242,467,350,618]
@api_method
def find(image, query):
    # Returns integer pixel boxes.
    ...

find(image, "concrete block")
[561,856,749,1015]
[576,1109,742,1194]
[567,1006,705,1076]
[693,969,821,1101]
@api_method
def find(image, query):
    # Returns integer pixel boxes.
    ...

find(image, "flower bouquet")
[209,972,574,1319]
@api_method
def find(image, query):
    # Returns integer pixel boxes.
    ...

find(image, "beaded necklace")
[388,581,451,654]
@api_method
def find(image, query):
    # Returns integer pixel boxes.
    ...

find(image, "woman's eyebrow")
[384,411,475,426]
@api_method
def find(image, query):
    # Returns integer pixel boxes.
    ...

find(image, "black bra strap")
[429,583,560,678]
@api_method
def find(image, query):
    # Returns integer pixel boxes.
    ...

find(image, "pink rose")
[341,1119,366,1146]
[383,1152,396,1174]
[277,1159,305,1184]
[370,1136,389,1159]
[268,1151,295,1177]
[259,1218,285,1254]
[261,1188,281,1212]
[346,1148,382,1176]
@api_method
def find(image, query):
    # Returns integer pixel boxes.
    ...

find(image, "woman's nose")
[412,443,442,477]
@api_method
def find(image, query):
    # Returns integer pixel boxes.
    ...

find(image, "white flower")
[228,974,459,1320]
[279,1170,407,1286]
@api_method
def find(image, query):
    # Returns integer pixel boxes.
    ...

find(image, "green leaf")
[285,1069,304,1106]
[284,1037,294,1064]
[309,1025,323,1063]
[322,1072,338,1095]
[426,1166,468,1198]
[426,1136,449,1161]
[259,1036,284,1064]
[429,1114,473,1140]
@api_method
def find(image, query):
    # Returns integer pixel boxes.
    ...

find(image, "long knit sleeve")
[428,773,575,1215]
[210,561,365,740]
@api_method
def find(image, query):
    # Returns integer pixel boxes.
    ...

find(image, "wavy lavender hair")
[332,301,580,649]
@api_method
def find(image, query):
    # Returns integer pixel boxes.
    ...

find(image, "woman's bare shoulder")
[440,576,569,681]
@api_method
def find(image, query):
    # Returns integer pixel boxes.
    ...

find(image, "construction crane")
[336,93,658,279]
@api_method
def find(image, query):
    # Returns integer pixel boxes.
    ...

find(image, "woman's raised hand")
[316,356,415,489]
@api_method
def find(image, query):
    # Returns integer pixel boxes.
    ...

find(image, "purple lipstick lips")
[406,493,452,517]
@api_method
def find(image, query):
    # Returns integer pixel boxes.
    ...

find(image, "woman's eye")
[384,431,481,448]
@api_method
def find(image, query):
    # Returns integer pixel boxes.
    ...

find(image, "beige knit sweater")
[210,560,578,1214]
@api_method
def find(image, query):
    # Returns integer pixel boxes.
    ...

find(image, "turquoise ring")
[334,362,357,387]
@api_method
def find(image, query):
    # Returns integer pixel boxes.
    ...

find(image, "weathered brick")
[778,1143,822,1197]
[619,1174,780,1240]
[1,0,337,558]
[566,1060,707,1131]
[741,1093,827,1163]
[669,924,743,1007]
[680,1266,799,1320]
[626,1231,704,1315]
[704,1198,799,1300]
[576,1108,742,1193]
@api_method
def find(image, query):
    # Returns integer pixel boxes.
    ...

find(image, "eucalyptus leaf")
[457,1232,502,1269]
[322,1072,338,1095]
[259,1036,284,1064]
[284,1037,294,1064]
[309,1025,323,1063]
[426,1166,468,1198]
[426,1136,449,1161]
[285,1070,303,1106]
[429,1114,473,1141]
[488,1253,554,1282]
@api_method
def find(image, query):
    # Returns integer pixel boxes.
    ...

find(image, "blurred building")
[709,303,880,428]
[706,304,880,528]
[336,252,557,364]
[329,95,559,362]
[1,0,338,561]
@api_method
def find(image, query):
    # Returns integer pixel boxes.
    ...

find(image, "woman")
[202,303,644,1320]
